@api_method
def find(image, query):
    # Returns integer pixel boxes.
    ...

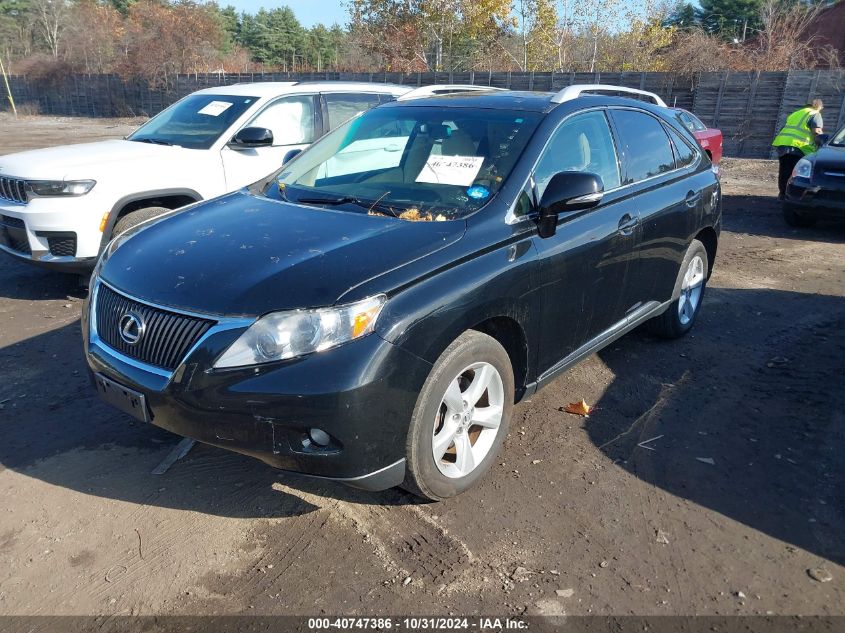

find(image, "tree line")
[0,0,838,86]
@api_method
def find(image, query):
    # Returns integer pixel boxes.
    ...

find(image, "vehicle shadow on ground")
[586,286,845,566]
[0,263,86,300]
[0,318,415,520]
[722,194,845,243]
[0,278,842,557]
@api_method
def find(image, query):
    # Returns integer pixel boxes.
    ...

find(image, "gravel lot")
[0,115,843,618]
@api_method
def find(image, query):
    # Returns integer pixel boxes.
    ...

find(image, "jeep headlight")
[213,295,387,368]
[28,180,96,197]
[792,158,813,179]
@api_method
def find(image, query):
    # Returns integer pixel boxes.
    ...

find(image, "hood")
[811,144,845,167]
[101,191,466,316]
[0,140,180,179]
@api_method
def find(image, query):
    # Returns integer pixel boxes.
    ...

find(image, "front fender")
[376,234,539,384]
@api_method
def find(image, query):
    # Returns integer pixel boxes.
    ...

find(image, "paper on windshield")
[416,155,484,187]
[198,101,233,117]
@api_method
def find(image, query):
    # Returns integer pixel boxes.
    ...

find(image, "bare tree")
[30,0,67,58]
[750,0,829,71]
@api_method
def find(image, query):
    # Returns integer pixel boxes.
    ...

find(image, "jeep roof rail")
[551,84,667,107]
[397,84,508,101]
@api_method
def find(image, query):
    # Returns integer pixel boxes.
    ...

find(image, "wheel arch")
[694,225,718,279]
[469,316,529,402]
[99,188,202,248]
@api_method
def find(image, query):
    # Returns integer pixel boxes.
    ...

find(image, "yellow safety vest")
[772,107,820,156]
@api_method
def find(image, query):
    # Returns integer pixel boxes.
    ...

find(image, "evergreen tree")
[697,0,763,41]
[664,2,698,31]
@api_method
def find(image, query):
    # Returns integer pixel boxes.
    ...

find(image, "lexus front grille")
[95,283,216,371]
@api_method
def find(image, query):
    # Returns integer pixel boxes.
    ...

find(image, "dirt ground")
[0,116,843,619]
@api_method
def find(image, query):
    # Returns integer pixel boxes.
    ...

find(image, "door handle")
[685,190,702,207]
[617,213,639,235]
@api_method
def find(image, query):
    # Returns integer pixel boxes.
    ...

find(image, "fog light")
[309,428,331,446]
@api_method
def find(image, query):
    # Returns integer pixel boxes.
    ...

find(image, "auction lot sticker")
[198,101,234,117]
[416,155,484,186]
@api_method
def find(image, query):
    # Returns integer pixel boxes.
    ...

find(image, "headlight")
[213,295,387,368]
[28,179,96,197]
[792,158,813,179]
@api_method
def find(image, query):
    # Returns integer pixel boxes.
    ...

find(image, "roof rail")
[397,84,507,101]
[551,84,667,107]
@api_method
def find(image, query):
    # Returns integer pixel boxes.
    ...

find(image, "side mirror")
[282,148,302,164]
[816,133,830,146]
[228,127,273,149]
[537,171,604,238]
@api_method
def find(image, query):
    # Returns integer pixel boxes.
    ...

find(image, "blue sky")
[224,0,349,26]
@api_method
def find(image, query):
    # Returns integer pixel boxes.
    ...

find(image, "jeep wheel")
[648,239,708,339]
[111,206,171,238]
[403,330,514,501]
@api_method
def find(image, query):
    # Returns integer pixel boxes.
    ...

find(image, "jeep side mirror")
[816,133,830,146]
[537,171,604,238]
[229,127,273,149]
[282,148,302,164]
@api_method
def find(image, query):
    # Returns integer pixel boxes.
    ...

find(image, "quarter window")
[247,95,315,146]
[611,110,676,184]
[325,93,381,129]
[534,110,621,200]
[667,126,697,169]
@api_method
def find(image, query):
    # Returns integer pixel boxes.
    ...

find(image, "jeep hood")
[100,191,466,316]
[0,139,185,179]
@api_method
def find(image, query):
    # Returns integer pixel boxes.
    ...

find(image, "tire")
[647,239,709,339]
[402,330,514,501]
[111,206,171,238]
[783,203,817,228]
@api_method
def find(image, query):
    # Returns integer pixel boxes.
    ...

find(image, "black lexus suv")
[84,85,721,500]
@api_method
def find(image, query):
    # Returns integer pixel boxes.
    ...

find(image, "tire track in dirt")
[265,482,475,590]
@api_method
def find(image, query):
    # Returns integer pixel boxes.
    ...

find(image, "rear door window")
[324,93,381,130]
[610,110,676,184]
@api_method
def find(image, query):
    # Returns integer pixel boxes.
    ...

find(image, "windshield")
[128,94,258,149]
[829,127,845,146]
[265,105,542,220]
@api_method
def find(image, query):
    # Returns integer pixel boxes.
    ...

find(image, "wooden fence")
[4,70,845,159]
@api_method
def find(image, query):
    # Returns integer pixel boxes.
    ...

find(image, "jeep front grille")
[95,283,216,371]
[0,177,28,204]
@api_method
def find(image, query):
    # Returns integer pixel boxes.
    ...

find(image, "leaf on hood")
[563,399,594,417]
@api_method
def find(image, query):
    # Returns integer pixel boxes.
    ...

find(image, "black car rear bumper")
[84,311,432,491]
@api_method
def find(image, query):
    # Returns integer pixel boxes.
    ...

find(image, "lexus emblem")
[118,312,145,345]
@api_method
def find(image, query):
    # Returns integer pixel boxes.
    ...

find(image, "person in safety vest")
[772,99,824,199]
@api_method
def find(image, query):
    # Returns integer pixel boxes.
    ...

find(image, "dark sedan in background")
[784,127,845,227]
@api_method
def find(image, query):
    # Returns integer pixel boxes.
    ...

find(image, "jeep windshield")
[267,106,542,219]
[128,94,258,150]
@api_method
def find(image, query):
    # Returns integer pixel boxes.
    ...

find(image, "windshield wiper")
[133,137,175,146]
[295,195,401,217]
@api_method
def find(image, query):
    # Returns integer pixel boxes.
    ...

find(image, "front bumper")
[0,195,104,271]
[83,289,432,490]
[785,179,845,219]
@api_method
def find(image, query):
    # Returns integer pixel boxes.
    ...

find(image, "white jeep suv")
[0,82,414,273]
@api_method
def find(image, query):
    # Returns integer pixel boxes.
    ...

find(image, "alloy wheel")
[431,362,504,479]
[678,254,705,325]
